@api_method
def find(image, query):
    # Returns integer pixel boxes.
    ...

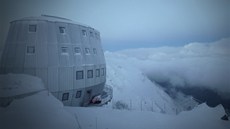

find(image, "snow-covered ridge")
[105,51,197,114]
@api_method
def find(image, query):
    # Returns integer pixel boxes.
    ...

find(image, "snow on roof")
[0,74,45,97]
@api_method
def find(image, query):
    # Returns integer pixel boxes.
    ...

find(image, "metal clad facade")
[48,44,59,67]
[58,67,73,91]
[48,67,59,92]
[36,44,48,68]
[69,24,81,44]
[0,15,106,107]
[15,44,25,68]
[36,68,48,87]
[56,23,70,44]
[47,22,57,43]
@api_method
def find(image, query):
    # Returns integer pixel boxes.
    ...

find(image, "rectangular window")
[29,25,37,32]
[59,27,66,34]
[74,47,81,54]
[93,48,97,54]
[62,93,69,101]
[61,47,68,53]
[27,46,35,54]
[76,70,84,80]
[96,69,100,77]
[76,91,82,98]
[85,48,90,55]
[87,70,93,78]
[101,68,105,76]
[95,33,100,39]
[82,30,87,37]
[90,31,94,37]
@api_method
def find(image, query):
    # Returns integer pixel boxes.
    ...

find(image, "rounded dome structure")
[0,15,106,106]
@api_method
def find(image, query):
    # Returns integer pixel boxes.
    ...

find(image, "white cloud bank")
[107,38,230,98]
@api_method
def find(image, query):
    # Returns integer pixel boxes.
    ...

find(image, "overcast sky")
[1,0,229,51]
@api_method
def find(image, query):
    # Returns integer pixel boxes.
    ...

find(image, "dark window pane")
[61,47,68,53]
[85,48,90,54]
[96,69,100,77]
[29,25,37,32]
[101,68,105,76]
[87,70,93,78]
[74,47,81,54]
[27,46,35,54]
[76,71,84,80]
[62,93,69,101]
[90,31,94,37]
[59,27,65,34]
[93,48,97,54]
[76,91,82,98]
[82,30,87,36]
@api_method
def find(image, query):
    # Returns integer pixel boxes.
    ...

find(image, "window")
[76,71,84,80]
[82,30,87,37]
[93,48,97,54]
[85,48,90,55]
[96,69,100,77]
[61,47,68,53]
[95,33,100,39]
[59,27,66,34]
[62,93,69,101]
[87,70,93,78]
[101,68,105,76]
[27,46,35,54]
[29,25,37,32]
[90,31,94,37]
[74,47,81,54]
[76,91,82,98]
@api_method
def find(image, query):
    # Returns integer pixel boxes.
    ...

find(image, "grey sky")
[1,0,229,51]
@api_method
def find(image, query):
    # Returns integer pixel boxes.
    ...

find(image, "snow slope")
[105,51,197,114]
[0,74,45,97]
[66,104,230,129]
[0,91,78,129]
[0,74,228,129]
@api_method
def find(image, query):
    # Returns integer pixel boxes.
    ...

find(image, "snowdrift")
[0,74,78,129]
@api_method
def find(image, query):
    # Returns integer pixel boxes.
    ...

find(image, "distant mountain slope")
[105,52,197,114]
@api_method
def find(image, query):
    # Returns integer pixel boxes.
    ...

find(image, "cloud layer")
[112,38,230,98]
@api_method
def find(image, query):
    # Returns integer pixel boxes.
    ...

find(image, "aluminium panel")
[55,22,71,44]
[69,24,81,44]
[58,45,71,66]
[36,68,48,87]
[72,45,84,66]
[57,90,74,106]
[71,88,85,106]
[47,22,58,44]
[6,22,16,43]
[16,21,28,43]
[47,44,59,67]
[36,21,48,44]
[48,67,59,92]
[14,44,26,68]
[58,67,74,91]
[24,45,36,68]
[5,45,16,68]
[73,66,85,89]
[35,44,48,68]
[26,21,38,44]
[84,65,95,87]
